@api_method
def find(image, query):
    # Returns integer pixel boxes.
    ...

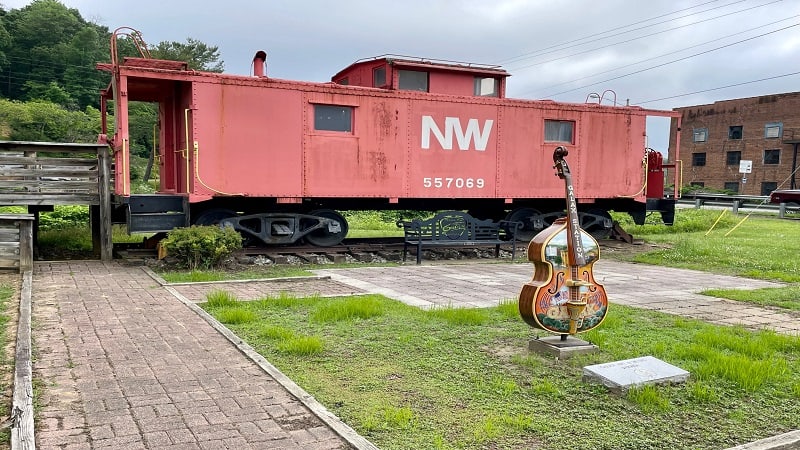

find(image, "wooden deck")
[0,141,112,263]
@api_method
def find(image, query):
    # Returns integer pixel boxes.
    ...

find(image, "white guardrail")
[677,193,798,219]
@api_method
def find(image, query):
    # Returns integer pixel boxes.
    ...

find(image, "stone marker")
[582,355,689,394]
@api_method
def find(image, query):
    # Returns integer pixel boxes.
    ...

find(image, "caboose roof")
[331,54,510,81]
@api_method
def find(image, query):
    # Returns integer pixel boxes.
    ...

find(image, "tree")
[0,98,100,142]
[0,0,109,109]
[150,38,224,73]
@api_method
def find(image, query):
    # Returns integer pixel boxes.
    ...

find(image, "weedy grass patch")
[310,296,386,323]
[160,266,314,283]
[203,291,800,450]
[214,307,257,325]
[0,282,14,445]
[205,289,240,308]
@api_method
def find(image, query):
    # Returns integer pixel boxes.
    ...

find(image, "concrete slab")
[582,356,690,394]
[528,335,599,359]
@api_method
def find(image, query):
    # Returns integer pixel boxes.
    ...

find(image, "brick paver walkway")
[33,261,357,449]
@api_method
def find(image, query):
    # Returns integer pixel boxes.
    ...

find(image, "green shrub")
[39,205,90,231]
[162,225,243,270]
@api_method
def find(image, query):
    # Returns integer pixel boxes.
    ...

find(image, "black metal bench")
[396,211,521,264]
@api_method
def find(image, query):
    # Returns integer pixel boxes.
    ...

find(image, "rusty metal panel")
[191,83,304,198]
[304,93,406,196]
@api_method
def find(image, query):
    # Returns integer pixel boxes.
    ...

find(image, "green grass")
[38,224,150,259]
[310,296,386,322]
[214,307,257,324]
[609,209,800,308]
[701,285,800,310]
[203,292,800,450]
[0,283,13,445]
[612,210,800,282]
[276,335,324,355]
[344,211,405,238]
[159,266,314,283]
[205,289,240,308]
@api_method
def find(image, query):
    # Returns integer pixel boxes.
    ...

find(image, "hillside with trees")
[0,0,223,165]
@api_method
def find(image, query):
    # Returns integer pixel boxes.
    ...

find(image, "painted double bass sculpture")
[519,147,608,335]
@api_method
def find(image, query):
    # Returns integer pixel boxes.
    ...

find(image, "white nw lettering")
[421,116,494,151]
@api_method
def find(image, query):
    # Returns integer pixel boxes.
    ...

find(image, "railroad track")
[117,236,647,266]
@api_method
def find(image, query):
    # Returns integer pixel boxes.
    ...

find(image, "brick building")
[669,92,800,195]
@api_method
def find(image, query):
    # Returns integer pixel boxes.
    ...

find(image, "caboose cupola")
[331,55,509,98]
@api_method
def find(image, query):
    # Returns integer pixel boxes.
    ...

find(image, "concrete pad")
[528,335,599,359]
[582,355,690,394]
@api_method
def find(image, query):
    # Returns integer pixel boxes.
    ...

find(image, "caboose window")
[398,70,428,92]
[474,77,499,97]
[544,120,574,143]
[373,67,386,87]
[313,105,353,132]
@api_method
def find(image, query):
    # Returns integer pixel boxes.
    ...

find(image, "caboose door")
[172,82,194,195]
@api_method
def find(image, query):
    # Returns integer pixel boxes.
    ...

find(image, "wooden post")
[18,219,32,271]
[97,145,113,261]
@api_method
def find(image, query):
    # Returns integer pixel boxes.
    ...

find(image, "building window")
[764,149,780,165]
[728,125,743,140]
[398,70,428,91]
[373,66,386,87]
[313,104,353,132]
[691,152,706,166]
[692,128,708,143]
[761,181,777,196]
[724,182,739,193]
[726,151,741,166]
[690,181,705,188]
[765,122,782,139]
[337,77,349,85]
[474,77,499,97]
[544,120,575,143]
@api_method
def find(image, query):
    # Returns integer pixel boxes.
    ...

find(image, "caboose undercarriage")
[116,194,670,246]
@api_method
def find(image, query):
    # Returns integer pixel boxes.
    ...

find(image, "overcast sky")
[3,0,800,111]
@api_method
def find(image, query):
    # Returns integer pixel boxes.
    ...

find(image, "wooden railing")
[0,214,33,271]
[0,141,112,261]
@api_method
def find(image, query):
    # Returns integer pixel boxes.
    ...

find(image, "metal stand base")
[528,335,599,359]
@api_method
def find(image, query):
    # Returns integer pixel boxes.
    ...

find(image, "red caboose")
[98,29,681,246]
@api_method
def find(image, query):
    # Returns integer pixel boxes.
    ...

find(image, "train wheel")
[304,209,349,247]
[579,208,613,239]
[505,208,544,242]
[193,208,237,225]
